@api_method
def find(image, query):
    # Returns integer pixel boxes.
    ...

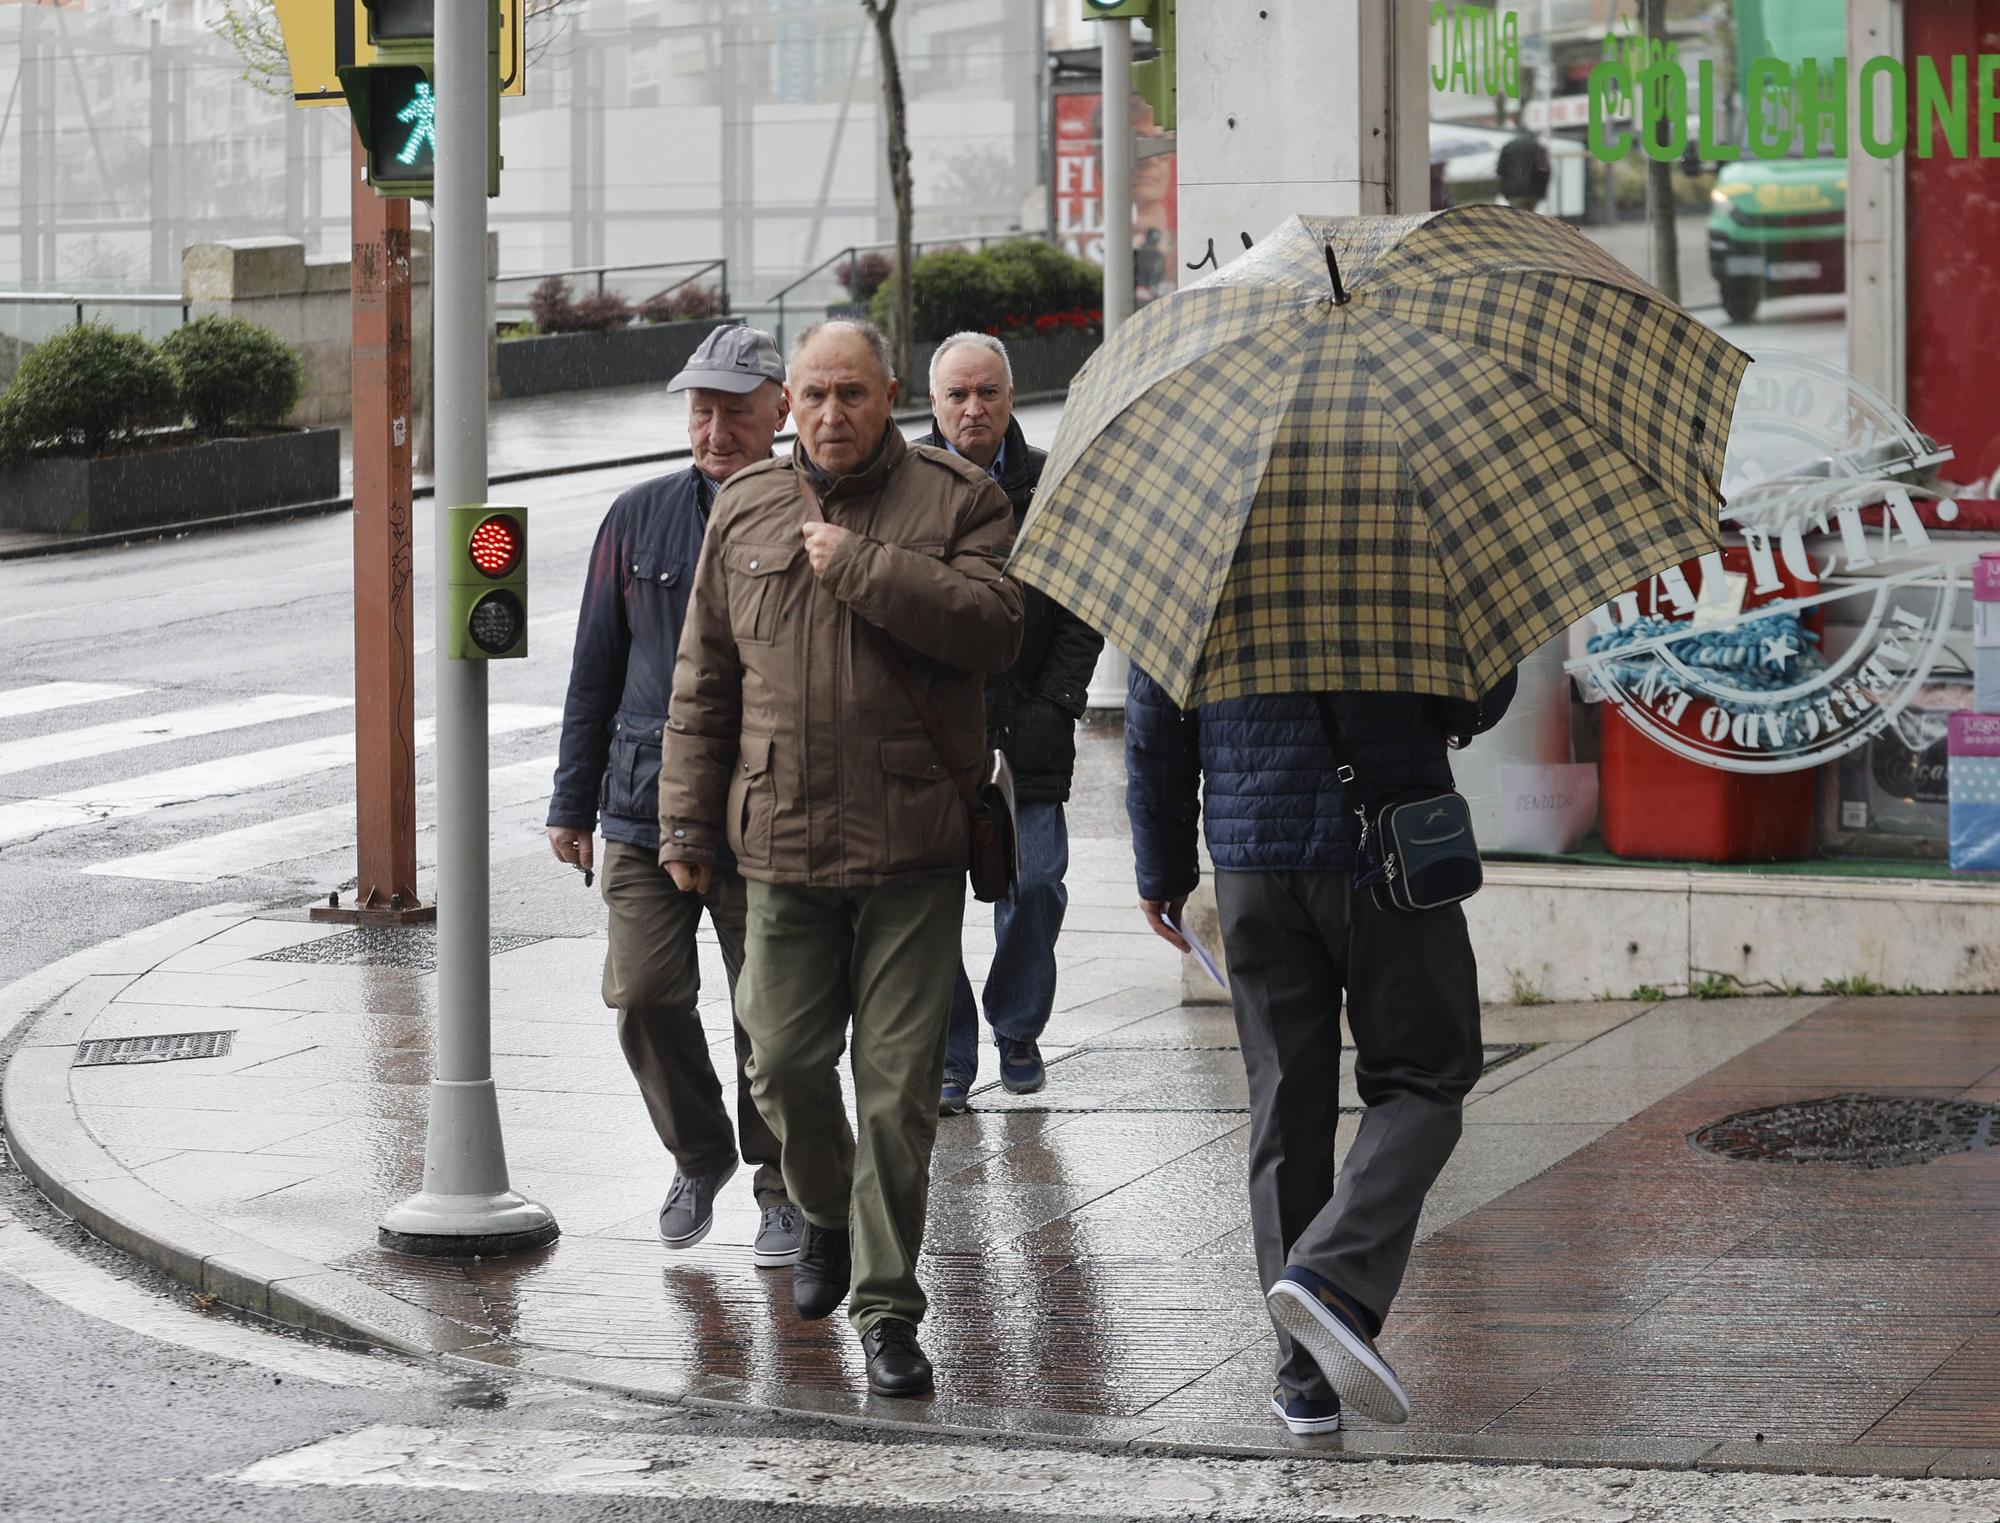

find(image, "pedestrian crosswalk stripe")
[0,704,560,849]
[0,682,148,721]
[0,693,351,778]
[84,754,560,884]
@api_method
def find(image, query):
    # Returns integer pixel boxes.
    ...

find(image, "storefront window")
[1430,0,1998,879]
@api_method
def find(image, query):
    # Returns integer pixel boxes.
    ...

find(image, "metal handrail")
[494,258,730,314]
[0,291,192,326]
[765,231,1038,352]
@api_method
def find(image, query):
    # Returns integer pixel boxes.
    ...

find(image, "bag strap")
[1311,694,1362,794]
[797,470,982,811]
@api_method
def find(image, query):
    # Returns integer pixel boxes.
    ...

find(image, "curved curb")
[3,915,1987,1479]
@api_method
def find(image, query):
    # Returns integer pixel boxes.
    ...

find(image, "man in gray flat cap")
[548,323,803,1266]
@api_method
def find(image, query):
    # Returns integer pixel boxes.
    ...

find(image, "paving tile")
[1699,1440,1949,1477]
[1859,1331,2000,1447]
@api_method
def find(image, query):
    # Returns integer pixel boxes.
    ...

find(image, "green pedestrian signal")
[446,505,529,660]
[339,0,502,200]
[394,80,436,166]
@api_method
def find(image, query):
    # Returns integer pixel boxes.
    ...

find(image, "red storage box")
[1596,547,1819,863]
[1599,704,1817,861]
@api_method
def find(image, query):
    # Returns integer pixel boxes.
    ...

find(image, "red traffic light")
[468,514,521,578]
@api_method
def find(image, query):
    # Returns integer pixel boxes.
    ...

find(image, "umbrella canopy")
[1009,205,1752,707]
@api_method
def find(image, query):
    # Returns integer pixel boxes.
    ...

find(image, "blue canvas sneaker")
[1266,1265,1410,1424]
[1271,1384,1343,1435]
[939,1075,970,1116]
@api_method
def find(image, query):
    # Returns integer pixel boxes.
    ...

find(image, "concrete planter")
[496,318,733,399]
[911,328,1099,396]
[0,426,341,535]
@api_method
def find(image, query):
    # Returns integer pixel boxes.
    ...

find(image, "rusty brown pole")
[318,129,429,924]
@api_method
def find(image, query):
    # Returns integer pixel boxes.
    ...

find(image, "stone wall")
[180,233,497,426]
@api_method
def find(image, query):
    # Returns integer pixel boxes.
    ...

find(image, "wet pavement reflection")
[42,863,2000,1458]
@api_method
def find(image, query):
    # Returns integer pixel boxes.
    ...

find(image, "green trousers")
[736,875,964,1333]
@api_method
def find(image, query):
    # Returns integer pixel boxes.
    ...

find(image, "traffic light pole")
[315,130,430,931]
[379,0,556,1256]
[1084,15,1134,712]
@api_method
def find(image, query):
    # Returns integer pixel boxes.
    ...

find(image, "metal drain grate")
[75,1030,235,1067]
[1692,1092,2000,1169]
[255,926,545,971]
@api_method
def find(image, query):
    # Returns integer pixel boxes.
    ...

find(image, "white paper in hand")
[1163,909,1229,993]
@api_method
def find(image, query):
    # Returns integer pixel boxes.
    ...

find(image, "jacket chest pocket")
[727,731,776,863]
[723,543,799,646]
[626,555,689,649]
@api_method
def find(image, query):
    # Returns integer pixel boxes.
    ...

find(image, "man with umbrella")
[1008,207,1751,1429]
[1127,667,1513,1433]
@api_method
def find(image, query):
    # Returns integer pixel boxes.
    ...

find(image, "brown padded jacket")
[658,426,1025,888]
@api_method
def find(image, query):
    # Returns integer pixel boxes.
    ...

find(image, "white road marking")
[85,754,560,883]
[0,1207,427,1391]
[0,705,560,847]
[0,682,148,721]
[229,1425,2000,1521]
[0,693,350,777]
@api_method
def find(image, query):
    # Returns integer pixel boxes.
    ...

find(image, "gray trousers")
[1214,868,1483,1400]
[599,840,785,1206]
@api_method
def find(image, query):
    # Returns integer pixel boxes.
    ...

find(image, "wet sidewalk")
[8,825,2000,1475]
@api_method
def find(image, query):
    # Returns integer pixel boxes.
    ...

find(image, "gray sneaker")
[658,1162,736,1249]
[753,1201,807,1268]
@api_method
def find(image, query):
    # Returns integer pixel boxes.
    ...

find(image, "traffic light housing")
[1080,0,1176,132]
[447,505,528,660]
[339,0,501,199]
[1133,0,1176,131]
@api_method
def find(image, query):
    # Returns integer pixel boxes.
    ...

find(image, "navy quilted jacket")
[1124,666,1518,901]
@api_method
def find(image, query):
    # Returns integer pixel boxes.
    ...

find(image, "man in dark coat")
[924,333,1105,1111]
[1125,671,1514,1436]
[546,324,802,1268]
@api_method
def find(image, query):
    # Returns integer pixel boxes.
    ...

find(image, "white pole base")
[378,1077,560,1256]
[378,1188,559,1258]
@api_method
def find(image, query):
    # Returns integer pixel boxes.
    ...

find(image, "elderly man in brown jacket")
[659,318,1023,1398]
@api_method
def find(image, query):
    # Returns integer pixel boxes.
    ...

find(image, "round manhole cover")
[1692,1092,2000,1169]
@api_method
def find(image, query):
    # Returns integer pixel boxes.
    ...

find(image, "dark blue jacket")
[549,465,723,854]
[1124,668,1518,902]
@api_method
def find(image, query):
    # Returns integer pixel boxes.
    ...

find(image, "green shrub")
[870,240,1105,343]
[160,316,305,435]
[0,323,177,462]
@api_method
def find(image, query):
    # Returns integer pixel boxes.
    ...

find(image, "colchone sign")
[1568,356,1977,776]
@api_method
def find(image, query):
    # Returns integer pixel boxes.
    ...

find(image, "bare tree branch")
[860,0,914,386]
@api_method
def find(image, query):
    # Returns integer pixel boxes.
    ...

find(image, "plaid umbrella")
[1009,205,1752,707]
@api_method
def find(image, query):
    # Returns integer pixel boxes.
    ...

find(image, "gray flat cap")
[667,324,784,394]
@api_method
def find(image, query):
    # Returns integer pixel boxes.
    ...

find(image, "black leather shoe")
[862,1317,934,1397]
[792,1221,851,1321]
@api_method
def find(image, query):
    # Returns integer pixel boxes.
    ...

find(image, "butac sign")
[1569,356,1976,775]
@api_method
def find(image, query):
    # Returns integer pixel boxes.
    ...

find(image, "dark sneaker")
[752,1202,806,1268]
[792,1220,852,1320]
[861,1317,935,1397]
[657,1162,736,1249]
[1266,1266,1409,1424]
[996,1037,1045,1095]
[939,1075,970,1116]
[1271,1383,1342,1435]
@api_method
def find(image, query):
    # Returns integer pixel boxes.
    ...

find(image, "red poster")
[1052,90,1179,304]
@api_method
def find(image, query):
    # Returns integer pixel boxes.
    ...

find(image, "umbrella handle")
[1324,244,1351,307]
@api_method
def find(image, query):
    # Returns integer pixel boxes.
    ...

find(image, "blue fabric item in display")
[1587,612,1826,723]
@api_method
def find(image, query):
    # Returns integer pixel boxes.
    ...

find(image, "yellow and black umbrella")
[1009,205,1751,706]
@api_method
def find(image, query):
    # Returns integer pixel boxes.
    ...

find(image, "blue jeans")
[946,802,1069,1084]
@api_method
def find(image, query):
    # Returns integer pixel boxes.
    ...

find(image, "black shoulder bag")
[1313,696,1483,913]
